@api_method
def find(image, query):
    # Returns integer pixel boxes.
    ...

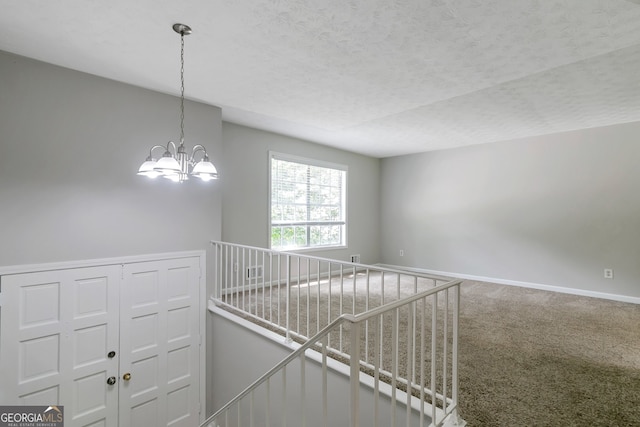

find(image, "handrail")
[209,240,454,282]
[201,314,349,427]
[350,279,463,323]
[201,279,461,427]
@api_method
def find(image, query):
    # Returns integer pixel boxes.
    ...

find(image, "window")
[270,153,347,250]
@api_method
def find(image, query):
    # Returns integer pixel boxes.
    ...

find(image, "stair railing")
[202,277,464,427]
[207,241,466,426]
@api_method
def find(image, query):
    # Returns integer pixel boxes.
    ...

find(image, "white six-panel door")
[0,256,202,427]
[119,258,201,427]
[0,266,121,426]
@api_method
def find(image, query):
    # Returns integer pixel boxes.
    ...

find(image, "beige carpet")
[457,280,640,426]
[228,276,640,426]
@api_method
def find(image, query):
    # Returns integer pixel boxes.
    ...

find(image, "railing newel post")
[350,320,361,427]
[452,284,460,410]
[286,253,291,343]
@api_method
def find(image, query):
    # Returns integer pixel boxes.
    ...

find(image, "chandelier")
[137,23,218,183]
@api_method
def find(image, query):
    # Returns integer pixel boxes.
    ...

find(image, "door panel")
[119,258,200,427]
[0,266,120,427]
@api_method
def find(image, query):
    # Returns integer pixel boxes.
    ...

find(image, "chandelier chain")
[179,31,185,144]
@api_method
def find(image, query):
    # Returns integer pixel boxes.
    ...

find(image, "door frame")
[0,250,207,426]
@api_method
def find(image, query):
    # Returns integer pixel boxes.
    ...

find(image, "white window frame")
[268,151,348,251]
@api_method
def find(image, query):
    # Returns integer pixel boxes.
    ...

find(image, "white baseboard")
[375,263,640,305]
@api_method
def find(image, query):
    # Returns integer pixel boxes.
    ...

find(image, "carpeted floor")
[230,276,640,426]
[456,280,640,426]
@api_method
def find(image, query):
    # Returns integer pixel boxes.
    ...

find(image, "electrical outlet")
[399,249,404,257]
[604,268,614,279]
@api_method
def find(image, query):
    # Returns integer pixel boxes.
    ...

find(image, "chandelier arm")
[189,144,209,162]
[147,144,169,157]
[166,141,177,153]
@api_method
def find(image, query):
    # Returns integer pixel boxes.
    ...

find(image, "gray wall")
[220,122,381,264]
[0,50,222,266]
[380,124,640,299]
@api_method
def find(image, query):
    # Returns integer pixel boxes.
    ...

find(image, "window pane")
[271,205,282,221]
[295,226,307,247]
[295,183,307,204]
[271,227,281,247]
[308,225,343,246]
[309,226,322,246]
[308,206,330,221]
[294,205,307,221]
[281,226,295,247]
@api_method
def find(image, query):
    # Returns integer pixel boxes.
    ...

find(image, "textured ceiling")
[1,0,640,157]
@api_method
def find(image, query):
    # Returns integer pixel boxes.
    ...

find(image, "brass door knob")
[123,373,131,381]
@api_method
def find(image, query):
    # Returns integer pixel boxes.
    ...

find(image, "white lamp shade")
[137,160,161,178]
[154,156,181,174]
[191,160,218,180]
